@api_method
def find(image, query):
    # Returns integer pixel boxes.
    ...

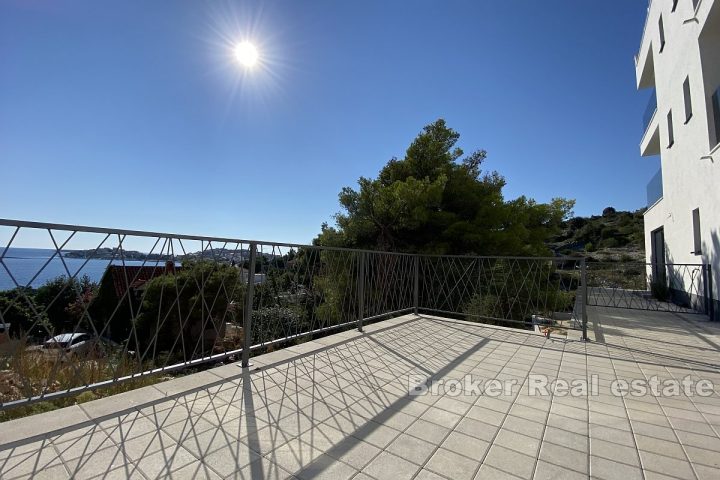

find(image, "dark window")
[692,208,701,255]
[659,15,666,52]
[672,0,678,12]
[683,76,692,122]
[667,109,674,147]
[71,335,89,346]
[713,87,720,146]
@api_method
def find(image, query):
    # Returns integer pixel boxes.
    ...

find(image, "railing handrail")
[0,218,581,262]
[588,261,707,267]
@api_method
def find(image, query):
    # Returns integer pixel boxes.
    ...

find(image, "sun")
[234,41,258,67]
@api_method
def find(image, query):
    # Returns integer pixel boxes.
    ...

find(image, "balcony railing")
[0,218,589,410]
[635,0,654,65]
[643,89,658,135]
[646,167,663,207]
[586,261,711,315]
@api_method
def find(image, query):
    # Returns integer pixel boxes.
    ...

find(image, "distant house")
[239,267,267,285]
[104,262,179,301]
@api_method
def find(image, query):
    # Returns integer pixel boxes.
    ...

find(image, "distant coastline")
[63,248,170,261]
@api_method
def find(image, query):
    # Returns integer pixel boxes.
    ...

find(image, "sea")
[0,248,159,291]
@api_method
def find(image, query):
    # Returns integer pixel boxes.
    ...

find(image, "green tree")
[310,120,577,328]
[316,119,573,255]
[0,288,48,338]
[134,261,244,362]
[34,275,97,333]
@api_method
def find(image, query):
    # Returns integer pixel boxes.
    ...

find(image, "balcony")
[640,90,661,156]
[635,1,656,89]
[646,167,663,207]
[1,219,719,479]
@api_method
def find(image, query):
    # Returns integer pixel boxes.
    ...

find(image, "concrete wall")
[637,0,720,319]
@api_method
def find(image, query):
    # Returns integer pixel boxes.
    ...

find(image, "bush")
[251,306,302,345]
[75,391,98,404]
[600,227,620,240]
[135,261,244,362]
[602,207,616,217]
[585,242,595,252]
[600,238,620,249]
[0,401,57,423]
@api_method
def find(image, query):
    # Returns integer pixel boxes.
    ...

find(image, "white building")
[636,0,719,319]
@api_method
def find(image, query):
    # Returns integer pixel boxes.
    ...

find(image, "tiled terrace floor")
[1,309,720,479]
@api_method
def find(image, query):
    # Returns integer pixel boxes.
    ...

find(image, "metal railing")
[646,167,663,207]
[0,219,587,410]
[635,0,654,65]
[416,255,586,335]
[585,261,711,314]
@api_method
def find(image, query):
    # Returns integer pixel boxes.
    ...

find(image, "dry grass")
[0,340,168,422]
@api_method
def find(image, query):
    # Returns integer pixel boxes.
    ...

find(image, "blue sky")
[0,0,656,248]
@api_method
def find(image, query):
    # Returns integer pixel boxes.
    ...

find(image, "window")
[683,76,692,122]
[713,87,720,146]
[659,15,666,52]
[692,208,701,255]
[672,0,678,12]
[667,109,674,147]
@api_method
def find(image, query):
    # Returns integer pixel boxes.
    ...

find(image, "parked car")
[41,333,105,360]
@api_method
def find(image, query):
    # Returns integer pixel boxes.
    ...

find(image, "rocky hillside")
[550,207,646,262]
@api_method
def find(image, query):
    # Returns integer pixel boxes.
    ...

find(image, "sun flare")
[234,41,258,67]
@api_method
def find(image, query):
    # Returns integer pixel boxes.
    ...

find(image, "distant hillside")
[549,207,646,261]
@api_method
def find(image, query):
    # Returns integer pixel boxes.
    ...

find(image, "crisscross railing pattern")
[0,219,588,411]
[417,256,585,331]
[585,261,710,314]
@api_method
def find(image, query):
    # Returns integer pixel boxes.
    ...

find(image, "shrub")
[0,401,57,423]
[75,391,98,404]
[135,261,243,362]
[251,306,302,345]
[600,226,620,240]
[601,238,620,249]
[602,207,616,217]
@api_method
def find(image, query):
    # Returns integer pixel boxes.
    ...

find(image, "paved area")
[1,309,720,479]
[587,286,699,314]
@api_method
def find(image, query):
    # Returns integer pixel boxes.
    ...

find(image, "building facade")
[636,0,719,319]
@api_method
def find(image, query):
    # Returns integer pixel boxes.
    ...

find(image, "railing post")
[709,264,715,321]
[581,257,588,341]
[413,255,419,315]
[357,251,366,332]
[241,242,257,368]
[703,264,709,315]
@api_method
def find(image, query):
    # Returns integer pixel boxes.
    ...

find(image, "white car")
[43,333,103,359]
